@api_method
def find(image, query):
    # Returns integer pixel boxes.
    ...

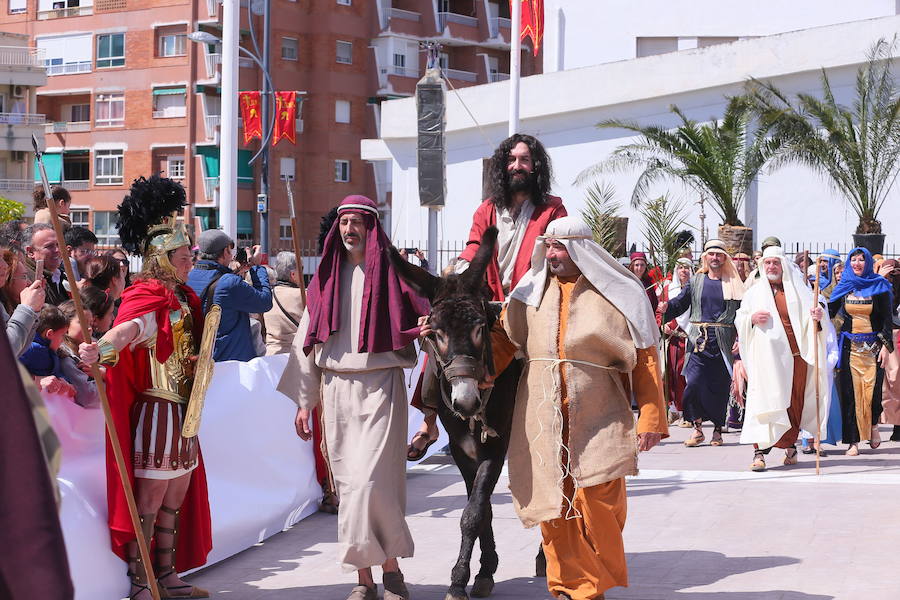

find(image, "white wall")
[543,0,898,72]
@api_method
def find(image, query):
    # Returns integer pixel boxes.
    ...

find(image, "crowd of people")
[5,132,900,600]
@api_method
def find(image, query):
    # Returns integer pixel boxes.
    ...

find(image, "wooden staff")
[812,258,823,476]
[284,176,306,306]
[32,135,161,600]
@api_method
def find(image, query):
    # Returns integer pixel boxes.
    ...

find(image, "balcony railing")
[63,180,90,191]
[239,57,254,68]
[390,8,420,22]
[47,61,92,76]
[46,121,91,133]
[205,114,220,140]
[204,53,221,79]
[0,178,36,191]
[437,11,478,31]
[0,46,46,68]
[206,0,218,18]
[38,5,94,20]
[489,16,511,37]
[204,177,219,203]
[0,112,45,125]
[153,106,187,118]
[443,68,476,82]
[392,65,419,78]
[489,72,510,82]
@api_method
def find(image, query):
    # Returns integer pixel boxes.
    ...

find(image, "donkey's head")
[389,227,499,418]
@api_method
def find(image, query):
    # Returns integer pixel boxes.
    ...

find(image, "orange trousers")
[540,478,628,600]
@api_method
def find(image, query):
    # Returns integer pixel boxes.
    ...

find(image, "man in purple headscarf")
[277,195,428,600]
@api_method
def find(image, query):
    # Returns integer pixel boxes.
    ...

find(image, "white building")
[362,6,900,257]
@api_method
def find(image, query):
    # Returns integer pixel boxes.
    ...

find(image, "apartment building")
[1,0,539,248]
[0,31,46,211]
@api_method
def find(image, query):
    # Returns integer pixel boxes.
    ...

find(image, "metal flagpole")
[509,0,521,136]
[220,0,239,239]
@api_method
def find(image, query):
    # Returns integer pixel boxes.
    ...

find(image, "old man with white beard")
[735,246,835,472]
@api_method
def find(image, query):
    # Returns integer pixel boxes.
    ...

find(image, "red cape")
[458,196,567,301]
[105,279,212,570]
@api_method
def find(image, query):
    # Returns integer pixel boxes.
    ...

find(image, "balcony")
[437,11,478,31]
[489,16,511,37]
[47,61,92,76]
[204,177,219,203]
[392,65,419,78]
[0,179,36,192]
[443,68,476,82]
[38,5,94,20]
[206,0,218,18]
[153,106,187,119]
[0,46,46,68]
[390,8,420,21]
[204,114,220,140]
[204,53,221,79]
[0,112,46,125]
[45,121,90,133]
[63,180,90,191]
[489,72,510,82]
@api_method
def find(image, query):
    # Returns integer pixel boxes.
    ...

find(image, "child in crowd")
[58,300,100,408]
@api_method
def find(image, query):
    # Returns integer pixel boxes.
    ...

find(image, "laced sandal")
[155,506,209,599]
[684,425,705,447]
[127,514,156,599]
[750,451,766,472]
[846,444,859,456]
[870,426,882,449]
[783,447,799,466]
[710,429,724,446]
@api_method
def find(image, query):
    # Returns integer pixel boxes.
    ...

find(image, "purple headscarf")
[303,195,430,355]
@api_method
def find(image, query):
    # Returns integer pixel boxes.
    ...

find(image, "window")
[70,103,90,122]
[279,217,292,241]
[158,33,187,57]
[393,53,405,69]
[9,0,26,14]
[152,88,187,118]
[336,0,351,5]
[335,99,350,123]
[94,149,124,185]
[334,159,350,182]
[439,52,449,71]
[635,37,678,58]
[69,209,89,228]
[93,211,121,246]
[167,156,185,179]
[281,37,298,61]
[63,156,89,182]
[96,33,125,68]
[336,41,352,64]
[95,93,124,127]
[279,157,295,179]
[37,33,92,75]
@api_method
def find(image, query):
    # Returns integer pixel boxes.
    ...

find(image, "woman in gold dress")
[828,248,895,456]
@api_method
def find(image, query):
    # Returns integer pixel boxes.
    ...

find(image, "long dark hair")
[487,133,553,209]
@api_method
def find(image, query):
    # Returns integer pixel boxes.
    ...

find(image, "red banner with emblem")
[511,0,544,57]
[238,91,262,145]
[273,91,297,146]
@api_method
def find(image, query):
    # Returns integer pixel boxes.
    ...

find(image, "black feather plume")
[675,229,695,250]
[116,175,187,255]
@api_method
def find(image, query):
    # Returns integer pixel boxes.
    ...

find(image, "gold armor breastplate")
[144,300,197,403]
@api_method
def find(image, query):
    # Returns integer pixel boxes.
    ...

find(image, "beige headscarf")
[508,216,659,348]
[699,239,744,301]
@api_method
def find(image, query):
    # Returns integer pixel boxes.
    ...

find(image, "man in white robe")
[736,246,834,472]
[278,196,428,600]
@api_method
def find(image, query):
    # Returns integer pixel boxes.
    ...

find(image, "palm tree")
[641,195,693,276]
[747,37,900,236]
[577,96,774,233]
[581,181,625,255]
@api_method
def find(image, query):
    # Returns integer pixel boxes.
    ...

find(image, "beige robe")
[277,262,417,571]
[504,276,667,528]
[264,285,305,355]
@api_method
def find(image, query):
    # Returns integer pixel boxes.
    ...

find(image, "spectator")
[186,230,272,362]
[80,254,126,300]
[64,226,98,280]
[32,185,72,231]
[107,248,132,289]
[22,223,68,306]
[19,304,76,399]
[264,251,305,355]
[0,246,44,357]
[80,285,115,338]
[56,300,100,407]
[0,219,27,250]
[399,248,431,273]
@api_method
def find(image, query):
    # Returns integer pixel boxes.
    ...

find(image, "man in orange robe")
[504,217,668,599]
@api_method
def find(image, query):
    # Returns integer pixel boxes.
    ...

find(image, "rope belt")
[690,321,735,354]
[528,357,618,520]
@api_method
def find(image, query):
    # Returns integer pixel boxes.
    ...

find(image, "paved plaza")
[188,423,900,600]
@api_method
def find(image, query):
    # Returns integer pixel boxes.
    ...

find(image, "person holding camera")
[186,230,272,362]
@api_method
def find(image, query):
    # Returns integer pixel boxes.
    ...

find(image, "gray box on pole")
[416,68,446,207]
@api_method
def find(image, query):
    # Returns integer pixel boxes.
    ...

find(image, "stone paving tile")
[188,422,900,599]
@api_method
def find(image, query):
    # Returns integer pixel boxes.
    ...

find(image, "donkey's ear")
[387,245,440,300]
[460,226,498,291]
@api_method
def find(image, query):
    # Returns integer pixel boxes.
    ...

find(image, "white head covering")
[509,216,660,348]
[700,239,744,301]
[668,257,695,331]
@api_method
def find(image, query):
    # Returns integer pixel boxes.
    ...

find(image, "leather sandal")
[684,423,705,447]
[710,429,724,446]
[347,584,378,600]
[383,570,410,600]
[750,451,766,472]
[155,506,209,599]
[407,431,437,461]
[870,426,882,449]
[127,514,156,599]
[783,447,799,465]
[846,444,859,456]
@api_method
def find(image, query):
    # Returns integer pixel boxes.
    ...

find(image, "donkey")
[389,227,522,600]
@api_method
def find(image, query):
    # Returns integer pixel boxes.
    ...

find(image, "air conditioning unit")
[11,151,25,162]
[12,85,25,98]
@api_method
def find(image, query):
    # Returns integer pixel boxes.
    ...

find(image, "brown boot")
[126,513,156,599]
[154,505,209,598]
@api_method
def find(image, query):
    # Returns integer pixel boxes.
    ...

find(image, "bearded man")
[736,247,833,471]
[505,217,667,600]
[278,196,429,600]
[733,253,751,282]
[408,133,567,459]
[661,239,744,447]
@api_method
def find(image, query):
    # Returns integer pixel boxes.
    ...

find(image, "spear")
[812,258,823,476]
[283,175,306,305]
[31,134,161,600]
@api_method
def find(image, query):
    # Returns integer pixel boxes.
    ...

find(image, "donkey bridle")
[422,299,498,443]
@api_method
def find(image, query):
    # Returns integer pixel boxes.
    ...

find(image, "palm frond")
[641,195,691,274]
[581,181,623,254]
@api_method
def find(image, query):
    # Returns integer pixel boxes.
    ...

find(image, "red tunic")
[458,196,567,301]
[105,279,213,571]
